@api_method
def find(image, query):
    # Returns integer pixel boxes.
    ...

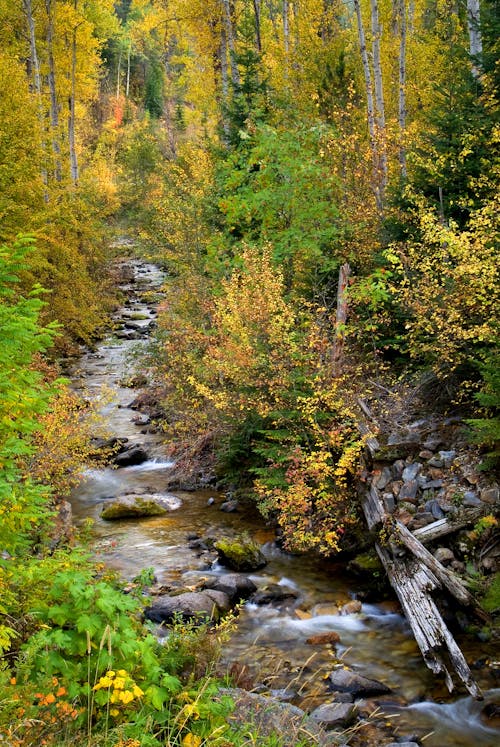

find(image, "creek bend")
[69,257,499,747]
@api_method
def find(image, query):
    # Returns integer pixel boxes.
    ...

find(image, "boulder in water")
[144,590,231,623]
[329,668,391,697]
[101,493,181,520]
[202,574,257,602]
[309,702,358,728]
[215,536,267,572]
[113,445,148,467]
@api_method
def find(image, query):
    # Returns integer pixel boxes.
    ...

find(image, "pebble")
[480,486,499,504]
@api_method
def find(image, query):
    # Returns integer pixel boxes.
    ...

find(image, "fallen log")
[412,508,484,544]
[361,483,485,698]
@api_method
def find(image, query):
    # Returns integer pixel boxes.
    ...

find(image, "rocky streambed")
[68,251,500,747]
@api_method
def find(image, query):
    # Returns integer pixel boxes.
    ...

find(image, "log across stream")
[69,255,500,747]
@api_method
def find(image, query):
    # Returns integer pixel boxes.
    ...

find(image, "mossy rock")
[215,535,267,572]
[101,493,181,520]
[347,552,384,577]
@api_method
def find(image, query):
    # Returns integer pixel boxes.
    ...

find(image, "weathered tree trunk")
[413,508,484,544]
[331,263,351,375]
[23,0,49,198]
[252,0,262,53]
[45,0,62,182]
[221,0,240,88]
[370,0,387,202]
[353,0,383,213]
[466,0,483,78]
[68,3,79,186]
[397,0,407,178]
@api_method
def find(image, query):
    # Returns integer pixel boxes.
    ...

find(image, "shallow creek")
[69,258,499,746]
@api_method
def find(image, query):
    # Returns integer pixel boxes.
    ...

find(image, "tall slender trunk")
[126,41,131,97]
[252,0,262,52]
[68,2,79,186]
[22,0,49,198]
[398,0,407,178]
[45,0,62,182]
[221,0,240,87]
[283,0,290,55]
[353,0,383,212]
[466,0,483,78]
[116,49,122,99]
[266,0,280,41]
[370,0,387,202]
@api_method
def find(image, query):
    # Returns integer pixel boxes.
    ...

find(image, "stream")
[69,256,500,746]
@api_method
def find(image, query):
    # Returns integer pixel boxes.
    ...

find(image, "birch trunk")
[22,0,49,198]
[68,4,79,186]
[353,0,383,212]
[370,0,387,201]
[45,0,62,182]
[221,0,240,87]
[466,0,483,78]
[116,49,122,99]
[398,0,407,178]
[283,0,290,56]
[126,42,131,97]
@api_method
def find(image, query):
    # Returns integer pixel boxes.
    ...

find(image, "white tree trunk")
[353,0,383,212]
[221,0,240,87]
[370,0,387,201]
[69,22,79,185]
[44,0,62,182]
[23,0,49,197]
[398,0,407,178]
[466,0,483,78]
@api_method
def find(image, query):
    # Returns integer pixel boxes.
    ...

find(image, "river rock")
[202,574,257,602]
[144,589,231,623]
[398,480,419,503]
[480,486,499,504]
[219,499,239,513]
[215,536,267,572]
[339,600,362,615]
[101,493,181,520]
[113,445,149,467]
[309,702,358,728]
[306,631,341,646]
[251,583,298,605]
[329,668,391,697]
[402,462,421,482]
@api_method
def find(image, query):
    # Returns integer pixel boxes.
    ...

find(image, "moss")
[481,572,500,613]
[215,535,267,571]
[101,498,167,520]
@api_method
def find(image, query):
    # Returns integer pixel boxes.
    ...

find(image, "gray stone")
[382,492,396,513]
[329,668,391,697]
[424,499,445,519]
[434,547,455,565]
[439,450,456,467]
[427,456,444,468]
[219,499,239,513]
[419,449,434,459]
[463,491,482,507]
[384,743,420,747]
[402,463,422,482]
[420,479,444,490]
[392,460,406,479]
[375,467,393,490]
[480,486,499,505]
[339,600,362,615]
[145,589,231,623]
[310,702,358,728]
[113,445,149,467]
[399,480,419,502]
[202,574,257,602]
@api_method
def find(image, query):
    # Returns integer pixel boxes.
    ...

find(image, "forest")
[0,0,499,745]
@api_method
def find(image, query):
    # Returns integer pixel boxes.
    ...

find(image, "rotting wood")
[360,480,485,698]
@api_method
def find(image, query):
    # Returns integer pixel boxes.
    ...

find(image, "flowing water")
[69,257,499,746]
